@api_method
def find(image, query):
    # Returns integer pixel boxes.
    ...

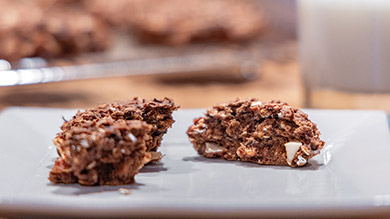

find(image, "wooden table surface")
[0,60,302,111]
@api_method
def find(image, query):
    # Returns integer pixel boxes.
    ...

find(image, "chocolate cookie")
[0,0,110,61]
[187,99,325,167]
[87,0,266,45]
[49,97,179,185]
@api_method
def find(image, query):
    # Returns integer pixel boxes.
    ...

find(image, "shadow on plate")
[182,155,324,171]
[48,182,145,196]
[182,155,230,163]
[140,161,168,173]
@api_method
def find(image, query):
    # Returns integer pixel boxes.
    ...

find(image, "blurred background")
[0,0,388,112]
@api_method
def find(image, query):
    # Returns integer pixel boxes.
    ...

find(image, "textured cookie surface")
[187,99,325,167]
[49,119,152,185]
[49,98,178,185]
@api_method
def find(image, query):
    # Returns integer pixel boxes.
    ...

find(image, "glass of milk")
[298,0,390,111]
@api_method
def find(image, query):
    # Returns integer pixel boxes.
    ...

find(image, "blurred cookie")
[0,0,110,61]
[87,0,266,45]
[0,1,42,60]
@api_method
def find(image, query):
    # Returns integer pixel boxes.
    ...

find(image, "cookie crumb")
[119,188,131,195]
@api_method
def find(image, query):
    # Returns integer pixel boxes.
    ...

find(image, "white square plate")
[0,107,389,217]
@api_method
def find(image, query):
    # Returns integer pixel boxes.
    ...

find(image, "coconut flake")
[86,161,96,170]
[80,140,89,148]
[297,155,307,166]
[251,101,262,107]
[284,141,302,165]
[119,188,131,195]
[195,128,206,133]
[205,142,223,153]
[128,133,137,142]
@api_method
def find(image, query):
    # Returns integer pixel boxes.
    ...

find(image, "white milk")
[299,0,390,93]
